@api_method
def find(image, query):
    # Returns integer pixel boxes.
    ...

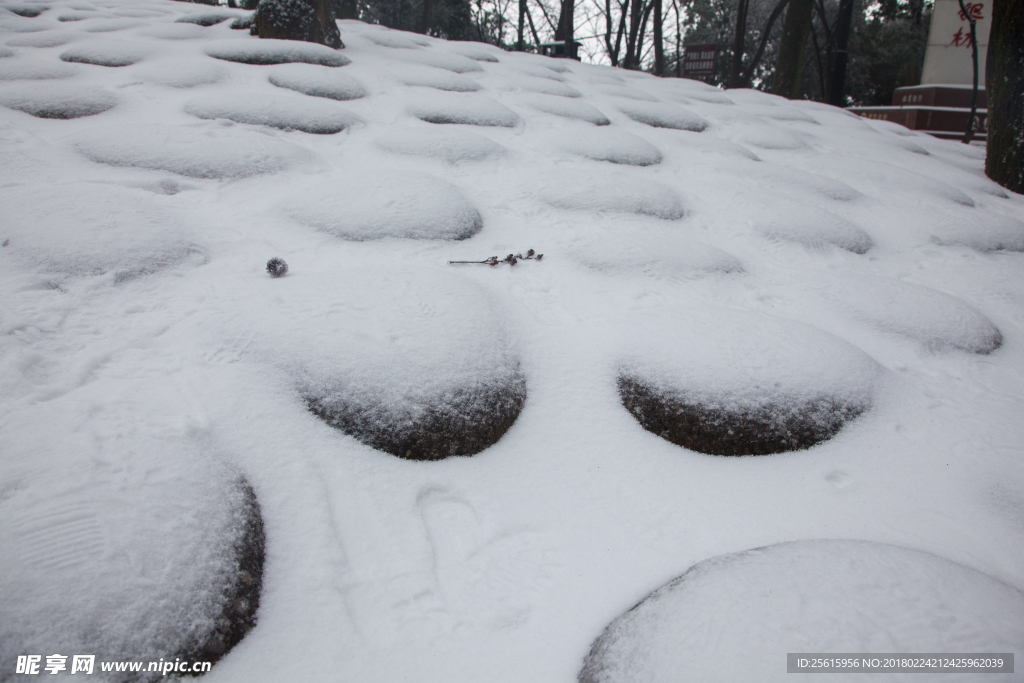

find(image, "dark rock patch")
[5,5,49,17]
[307,374,527,460]
[178,478,265,667]
[618,375,867,455]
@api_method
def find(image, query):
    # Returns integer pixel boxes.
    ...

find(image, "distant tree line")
[217,0,1020,192]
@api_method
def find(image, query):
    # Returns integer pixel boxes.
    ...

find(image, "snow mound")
[131,57,226,87]
[284,171,483,240]
[0,46,12,58]
[832,277,1002,353]
[618,101,708,131]
[0,14,55,32]
[55,11,93,22]
[618,309,881,455]
[580,540,1024,683]
[932,213,1024,252]
[267,63,367,101]
[812,159,976,207]
[541,174,685,219]
[553,126,662,166]
[733,123,809,150]
[759,207,874,253]
[184,91,362,134]
[448,43,501,61]
[205,39,350,66]
[5,30,75,47]
[138,22,208,39]
[252,269,524,460]
[74,123,313,178]
[409,92,520,127]
[0,82,116,118]
[392,49,482,73]
[59,40,149,66]
[516,64,568,81]
[0,422,263,668]
[0,183,201,281]
[676,90,734,104]
[363,31,424,49]
[512,75,581,98]
[523,93,610,125]
[3,4,49,18]
[603,84,659,101]
[174,11,239,26]
[0,57,79,79]
[386,62,481,91]
[80,18,141,32]
[571,230,743,279]
[746,103,820,123]
[375,126,507,163]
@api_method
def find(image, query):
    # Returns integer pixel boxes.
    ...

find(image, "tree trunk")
[729,0,750,87]
[653,0,664,75]
[518,0,525,49]
[416,0,432,33]
[555,0,576,57]
[985,0,1024,192]
[826,0,853,104]
[624,0,645,68]
[772,0,815,98]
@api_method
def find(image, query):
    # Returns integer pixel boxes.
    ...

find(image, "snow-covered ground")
[2,2,1024,680]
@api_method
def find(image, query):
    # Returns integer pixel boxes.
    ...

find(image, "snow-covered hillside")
[2,2,1024,680]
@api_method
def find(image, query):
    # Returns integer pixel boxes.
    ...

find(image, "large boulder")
[253,0,343,49]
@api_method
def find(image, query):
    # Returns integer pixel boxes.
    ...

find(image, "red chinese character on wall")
[958,2,984,20]
[950,27,975,47]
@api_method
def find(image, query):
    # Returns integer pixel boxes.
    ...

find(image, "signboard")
[921,0,992,84]
[682,44,718,79]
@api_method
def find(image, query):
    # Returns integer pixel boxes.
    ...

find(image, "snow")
[375,126,507,163]
[521,93,610,125]
[580,540,1024,683]
[59,39,151,66]
[184,90,363,134]
[0,81,117,118]
[389,48,483,74]
[616,100,708,131]
[0,56,80,79]
[282,170,483,240]
[758,204,874,253]
[205,38,351,66]
[2,3,1024,682]
[508,74,582,98]
[267,63,367,101]
[5,30,76,47]
[385,62,482,91]
[551,126,663,166]
[540,172,686,218]
[73,123,314,178]
[408,91,520,126]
